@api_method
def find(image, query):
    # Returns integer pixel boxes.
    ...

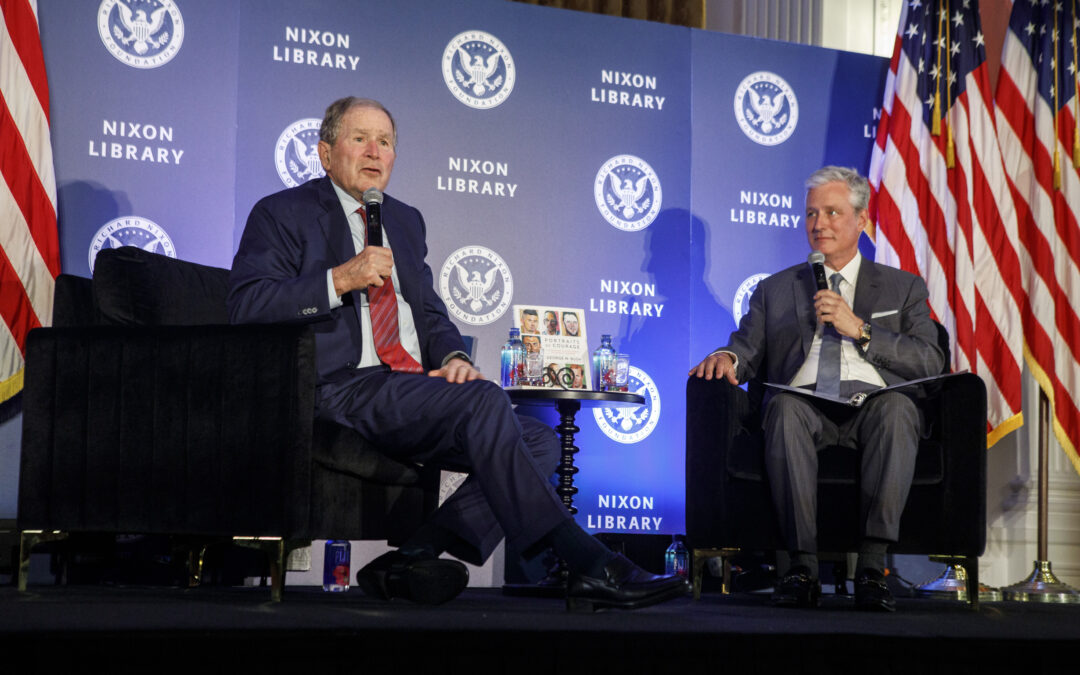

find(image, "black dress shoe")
[771,565,821,608]
[355,550,468,605]
[566,553,689,612]
[854,568,896,612]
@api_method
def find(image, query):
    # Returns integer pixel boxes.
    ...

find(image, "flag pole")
[1002,390,1080,602]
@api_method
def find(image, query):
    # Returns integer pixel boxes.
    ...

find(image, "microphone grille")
[362,188,384,205]
[808,251,825,265]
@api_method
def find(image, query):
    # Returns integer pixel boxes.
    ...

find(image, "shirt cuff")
[327,269,343,310]
[442,351,472,367]
[710,349,739,372]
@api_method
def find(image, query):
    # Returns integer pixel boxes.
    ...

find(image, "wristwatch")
[856,321,872,348]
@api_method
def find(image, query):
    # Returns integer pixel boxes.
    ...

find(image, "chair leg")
[232,537,310,602]
[187,544,208,588]
[18,531,68,591]
[966,556,979,611]
[690,547,739,599]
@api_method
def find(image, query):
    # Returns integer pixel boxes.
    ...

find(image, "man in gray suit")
[689,166,944,611]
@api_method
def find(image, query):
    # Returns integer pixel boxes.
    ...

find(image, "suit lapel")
[315,177,355,266]
[853,259,882,321]
[793,267,818,358]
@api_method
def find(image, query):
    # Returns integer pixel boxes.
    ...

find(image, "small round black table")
[506,388,645,516]
[503,388,645,595]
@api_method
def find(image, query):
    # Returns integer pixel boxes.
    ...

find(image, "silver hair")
[318,96,397,148]
[805,166,870,212]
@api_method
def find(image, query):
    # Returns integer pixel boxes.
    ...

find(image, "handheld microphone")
[808,251,828,291]
[808,251,831,327]
[363,187,383,247]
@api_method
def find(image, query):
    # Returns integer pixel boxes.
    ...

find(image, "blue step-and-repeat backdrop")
[38,0,886,535]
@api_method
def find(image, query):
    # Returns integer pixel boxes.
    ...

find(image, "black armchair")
[685,324,987,606]
[17,247,440,600]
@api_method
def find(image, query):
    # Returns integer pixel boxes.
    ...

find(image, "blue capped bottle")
[500,327,526,387]
[664,534,689,579]
[592,334,616,391]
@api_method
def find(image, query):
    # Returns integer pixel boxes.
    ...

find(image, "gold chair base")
[232,536,310,602]
[690,547,740,599]
[18,530,69,591]
[1002,560,1080,603]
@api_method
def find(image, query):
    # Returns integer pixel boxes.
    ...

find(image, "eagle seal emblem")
[442,31,515,109]
[275,119,325,187]
[733,71,799,146]
[594,155,662,231]
[732,273,770,326]
[439,246,513,325]
[89,216,176,272]
[593,366,661,444]
[98,0,184,69]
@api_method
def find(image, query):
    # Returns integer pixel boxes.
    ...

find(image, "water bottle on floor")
[323,540,351,592]
[664,534,689,579]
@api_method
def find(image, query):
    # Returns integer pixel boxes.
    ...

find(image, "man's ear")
[317,140,331,172]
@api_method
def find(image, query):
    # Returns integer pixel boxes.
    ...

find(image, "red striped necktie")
[359,208,423,373]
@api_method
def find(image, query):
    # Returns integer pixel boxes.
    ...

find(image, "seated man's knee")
[764,392,817,427]
[866,391,918,426]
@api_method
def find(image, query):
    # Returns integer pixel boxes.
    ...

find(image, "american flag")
[996,0,1080,474]
[869,0,1026,447]
[0,0,59,411]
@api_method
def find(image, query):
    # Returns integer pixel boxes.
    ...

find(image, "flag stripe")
[871,0,1025,444]
[0,0,48,120]
[0,0,58,405]
[995,2,1080,473]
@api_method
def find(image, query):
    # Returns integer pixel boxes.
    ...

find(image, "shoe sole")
[397,559,469,605]
[566,581,689,612]
[771,588,821,608]
[356,558,469,605]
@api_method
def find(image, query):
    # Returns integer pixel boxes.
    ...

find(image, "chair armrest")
[18,323,316,537]
[685,376,762,543]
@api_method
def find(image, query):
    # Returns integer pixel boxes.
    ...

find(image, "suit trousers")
[315,369,566,564]
[762,388,919,553]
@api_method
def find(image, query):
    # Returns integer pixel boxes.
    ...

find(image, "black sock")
[856,538,889,574]
[544,519,615,578]
[790,552,818,578]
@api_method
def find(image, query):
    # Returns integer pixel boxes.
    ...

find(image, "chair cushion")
[93,246,230,326]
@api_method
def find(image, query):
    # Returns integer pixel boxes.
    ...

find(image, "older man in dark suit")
[690,166,944,611]
[229,96,686,610]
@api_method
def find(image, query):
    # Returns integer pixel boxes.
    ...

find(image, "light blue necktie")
[815,273,843,398]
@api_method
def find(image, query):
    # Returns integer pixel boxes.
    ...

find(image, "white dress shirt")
[324,182,424,368]
[788,253,885,388]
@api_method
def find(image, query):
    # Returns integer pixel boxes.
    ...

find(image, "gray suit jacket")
[722,258,945,387]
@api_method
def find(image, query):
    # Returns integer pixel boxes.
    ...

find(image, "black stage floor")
[2,585,1078,673]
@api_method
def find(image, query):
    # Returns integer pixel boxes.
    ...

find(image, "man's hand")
[813,289,863,339]
[332,246,394,295]
[429,357,483,384]
[689,351,739,384]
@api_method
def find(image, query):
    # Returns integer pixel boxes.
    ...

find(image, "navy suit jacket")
[722,257,945,388]
[228,177,466,385]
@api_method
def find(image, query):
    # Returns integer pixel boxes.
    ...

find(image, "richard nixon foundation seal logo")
[443,31,515,109]
[276,118,325,187]
[98,0,184,69]
[734,71,798,146]
[594,366,660,444]
[439,246,513,325]
[89,216,176,272]
[594,155,662,231]
[732,273,770,326]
